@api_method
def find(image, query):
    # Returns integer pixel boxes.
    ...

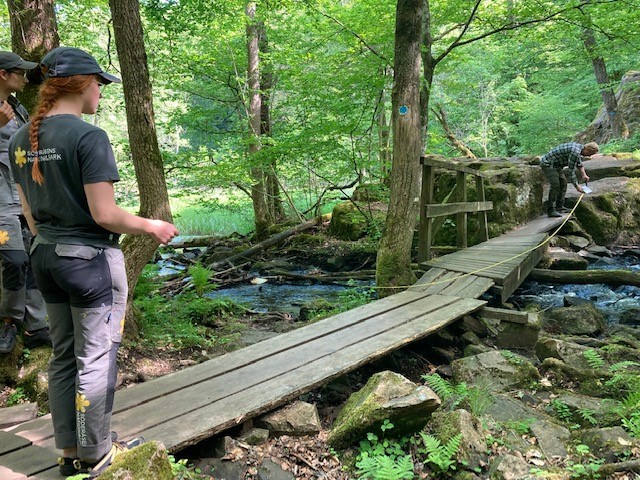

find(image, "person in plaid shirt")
[540,141,598,217]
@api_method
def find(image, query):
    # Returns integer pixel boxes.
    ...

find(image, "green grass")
[170,194,255,236]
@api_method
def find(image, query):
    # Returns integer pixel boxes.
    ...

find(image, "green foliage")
[169,455,208,480]
[551,399,573,423]
[504,418,536,435]
[188,263,213,297]
[6,387,27,406]
[423,373,492,416]
[418,433,462,473]
[583,349,605,369]
[355,423,414,480]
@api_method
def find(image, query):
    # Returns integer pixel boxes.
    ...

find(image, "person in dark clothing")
[9,47,178,478]
[540,141,598,217]
[0,51,50,354]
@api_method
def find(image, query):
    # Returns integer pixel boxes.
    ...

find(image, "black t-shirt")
[9,114,121,247]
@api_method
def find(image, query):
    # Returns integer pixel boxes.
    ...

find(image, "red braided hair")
[29,75,94,185]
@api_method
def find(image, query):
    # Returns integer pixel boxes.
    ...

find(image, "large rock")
[535,337,590,365]
[327,370,440,449]
[100,441,173,480]
[493,313,541,351]
[565,175,640,246]
[257,401,321,436]
[451,351,540,392]
[428,409,488,469]
[542,303,607,336]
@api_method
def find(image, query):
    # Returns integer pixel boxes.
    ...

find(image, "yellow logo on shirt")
[0,230,9,245]
[14,147,27,167]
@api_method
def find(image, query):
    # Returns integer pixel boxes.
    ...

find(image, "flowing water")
[512,251,640,324]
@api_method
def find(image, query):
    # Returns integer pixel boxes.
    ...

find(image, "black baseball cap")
[40,47,121,84]
[0,51,38,71]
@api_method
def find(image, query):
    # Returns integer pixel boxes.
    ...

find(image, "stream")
[511,250,640,324]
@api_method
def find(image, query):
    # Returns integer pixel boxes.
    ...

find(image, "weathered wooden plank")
[5,416,52,446]
[479,306,529,324]
[0,404,38,429]
[28,466,60,480]
[136,297,485,451]
[0,432,31,455]
[109,289,434,410]
[107,295,462,437]
[426,201,493,218]
[439,275,494,298]
[0,444,57,477]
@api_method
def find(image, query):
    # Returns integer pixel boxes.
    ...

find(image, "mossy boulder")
[451,350,540,392]
[99,441,173,480]
[566,177,640,246]
[328,201,385,241]
[542,303,607,336]
[352,183,389,202]
[327,371,440,449]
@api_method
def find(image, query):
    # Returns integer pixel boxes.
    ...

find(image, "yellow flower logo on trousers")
[76,392,91,413]
[0,230,10,245]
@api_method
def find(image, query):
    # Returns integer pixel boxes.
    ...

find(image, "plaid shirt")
[540,142,584,184]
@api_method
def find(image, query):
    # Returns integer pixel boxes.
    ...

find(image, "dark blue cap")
[0,51,38,71]
[40,47,121,84]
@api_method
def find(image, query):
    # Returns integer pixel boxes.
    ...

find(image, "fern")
[551,399,573,422]
[419,433,462,473]
[609,361,640,373]
[423,374,455,399]
[583,349,605,369]
[621,412,640,438]
[578,408,598,426]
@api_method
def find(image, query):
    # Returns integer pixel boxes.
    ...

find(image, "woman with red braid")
[9,47,178,478]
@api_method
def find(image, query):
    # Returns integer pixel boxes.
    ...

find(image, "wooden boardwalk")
[0,214,564,479]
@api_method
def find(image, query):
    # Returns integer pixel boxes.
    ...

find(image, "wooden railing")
[417,156,493,263]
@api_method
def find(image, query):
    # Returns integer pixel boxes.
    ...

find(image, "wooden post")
[476,175,489,242]
[456,171,467,249]
[418,159,435,263]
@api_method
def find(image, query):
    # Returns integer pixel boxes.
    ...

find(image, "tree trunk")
[432,104,477,158]
[258,20,285,223]
[419,0,436,153]
[530,268,640,287]
[7,0,60,112]
[246,2,270,240]
[581,23,629,140]
[377,66,392,181]
[375,0,424,296]
[109,0,174,334]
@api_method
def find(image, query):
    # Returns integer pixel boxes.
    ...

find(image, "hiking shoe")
[24,327,52,349]
[74,437,145,478]
[548,210,562,218]
[0,322,17,354]
[57,456,79,476]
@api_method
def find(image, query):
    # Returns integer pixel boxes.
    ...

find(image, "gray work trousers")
[541,165,568,213]
[0,215,48,330]
[31,243,126,462]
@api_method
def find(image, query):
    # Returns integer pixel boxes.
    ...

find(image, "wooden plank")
[0,432,31,455]
[476,176,489,242]
[439,275,494,298]
[456,171,467,249]
[107,295,462,437]
[0,404,38,429]
[418,164,435,263]
[420,156,486,177]
[0,444,57,477]
[110,289,436,411]
[479,306,529,324]
[426,201,493,218]
[134,297,485,451]
[0,466,28,480]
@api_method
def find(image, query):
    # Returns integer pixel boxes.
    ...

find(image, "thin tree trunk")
[246,2,270,239]
[432,104,477,158]
[7,0,60,112]
[375,0,424,295]
[258,20,285,223]
[420,0,435,152]
[109,0,174,334]
[581,23,628,140]
[377,66,392,181]
[530,268,640,287]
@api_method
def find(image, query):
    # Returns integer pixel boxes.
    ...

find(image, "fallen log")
[529,268,640,287]
[207,214,331,270]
